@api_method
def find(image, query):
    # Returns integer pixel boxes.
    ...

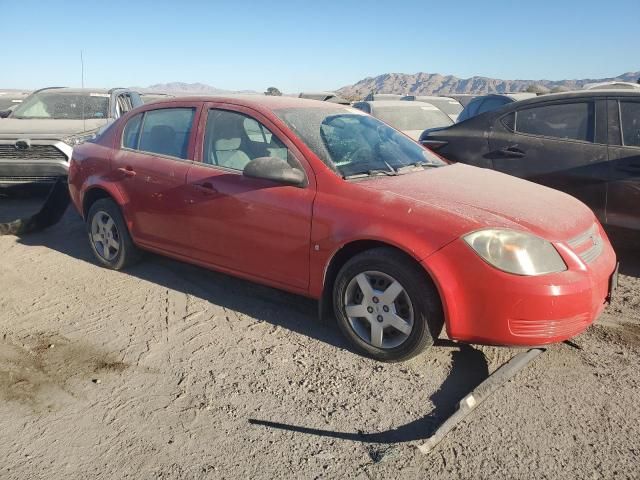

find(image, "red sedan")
[68,96,618,361]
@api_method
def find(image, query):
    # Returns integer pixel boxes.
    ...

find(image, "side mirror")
[0,110,11,119]
[243,157,306,187]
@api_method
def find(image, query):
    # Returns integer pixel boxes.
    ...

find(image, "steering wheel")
[347,146,373,164]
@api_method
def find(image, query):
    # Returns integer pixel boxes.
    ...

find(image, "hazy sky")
[2,0,638,92]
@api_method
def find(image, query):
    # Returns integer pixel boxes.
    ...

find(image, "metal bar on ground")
[416,347,545,455]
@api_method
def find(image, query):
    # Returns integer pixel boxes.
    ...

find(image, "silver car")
[352,100,454,140]
[0,87,142,186]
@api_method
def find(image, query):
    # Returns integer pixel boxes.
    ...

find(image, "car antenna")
[81,50,86,132]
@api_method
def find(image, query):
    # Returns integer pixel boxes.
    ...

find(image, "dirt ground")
[0,188,638,479]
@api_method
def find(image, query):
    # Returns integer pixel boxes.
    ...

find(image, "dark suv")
[421,90,640,231]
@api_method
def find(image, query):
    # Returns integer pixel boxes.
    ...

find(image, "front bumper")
[0,140,72,185]
[423,225,617,346]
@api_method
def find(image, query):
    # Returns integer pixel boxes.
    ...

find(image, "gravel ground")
[0,189,638,479]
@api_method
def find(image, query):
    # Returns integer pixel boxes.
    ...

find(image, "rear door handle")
[117,166,136,177]
[499,146,526,158]
[193,181,218,194]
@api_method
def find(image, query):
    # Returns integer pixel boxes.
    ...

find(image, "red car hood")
[358,163,594,242]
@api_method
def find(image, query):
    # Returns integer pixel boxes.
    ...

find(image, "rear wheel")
[86,198,140,270]
[333,248,443,362]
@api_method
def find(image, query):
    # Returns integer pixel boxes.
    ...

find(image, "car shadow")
[249,341,489,444]
[15,207,349,351]
[606,227,640,278]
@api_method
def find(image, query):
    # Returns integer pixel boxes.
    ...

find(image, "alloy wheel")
[343,270,414,349]
[90,211,120,261]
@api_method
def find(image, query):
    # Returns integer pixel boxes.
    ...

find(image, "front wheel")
[86,198,140,270]
[333,248,444,362]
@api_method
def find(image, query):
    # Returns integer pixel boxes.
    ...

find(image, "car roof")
[359,100,435,108]
[405,95,456,101]
[145,95,354,111]
[481,92,537,101]
[500,89,640,109]
[33,87,133,95]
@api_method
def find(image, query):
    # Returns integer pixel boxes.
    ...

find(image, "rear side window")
[620,101,640,147]
[122,113,142,149]
[138,108,195,159]
[501,112,515,131]
[515,102,593,142]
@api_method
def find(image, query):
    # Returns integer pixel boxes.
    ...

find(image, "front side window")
[203,109,289,171]
[620,101,640,147]
[11,91,109,120]
[515,102,593,142]
[137,108,195,159]
[275,107,446,178]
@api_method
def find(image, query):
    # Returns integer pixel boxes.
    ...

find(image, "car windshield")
[11,91,110,120]
[275,107,446,178]
[373,106,453,131]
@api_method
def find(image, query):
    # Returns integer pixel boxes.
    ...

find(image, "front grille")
[509,313,590,338]
[567,224,603,264]
[0,144,67,162]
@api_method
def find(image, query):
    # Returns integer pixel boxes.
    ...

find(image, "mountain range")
[138,71,640,99]
[136,82,258,95]
[336,71,640,99]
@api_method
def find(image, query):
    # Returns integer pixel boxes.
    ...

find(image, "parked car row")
[66,95,618,361]
[2,82,632,362]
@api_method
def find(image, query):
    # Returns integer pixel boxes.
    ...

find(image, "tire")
[333,247,444,362]
[86,198,140,270]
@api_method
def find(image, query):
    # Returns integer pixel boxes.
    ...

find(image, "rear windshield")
[11,91,110,120]
[373,106,453,131]
[422,98,463,116]
[275,107,446,178]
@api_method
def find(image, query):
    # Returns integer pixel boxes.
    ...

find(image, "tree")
[525,84,550,94]
[550,86,570,93]
[264,87,282,96]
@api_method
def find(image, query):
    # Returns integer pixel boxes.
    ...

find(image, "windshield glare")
[374,106,453,131]
[11,91,110,120]
[275,107,446,177]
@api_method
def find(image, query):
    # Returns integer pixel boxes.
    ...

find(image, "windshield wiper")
[396,161,442,174]
[343,168,399,180]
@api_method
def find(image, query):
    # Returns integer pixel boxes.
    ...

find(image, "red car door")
[184,104,315,291]
[113,104,201,255]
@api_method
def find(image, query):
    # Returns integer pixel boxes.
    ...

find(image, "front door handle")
[619,164,640,174]
[117,166,136,177]
[498,146,526,158]
[193,181,218,194]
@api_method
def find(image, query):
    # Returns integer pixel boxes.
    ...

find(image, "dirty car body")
[0,87,142,186]
[69,96,617,361]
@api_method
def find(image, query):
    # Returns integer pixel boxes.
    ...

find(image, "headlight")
[62,131,97,146]
[463,229,567,276]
